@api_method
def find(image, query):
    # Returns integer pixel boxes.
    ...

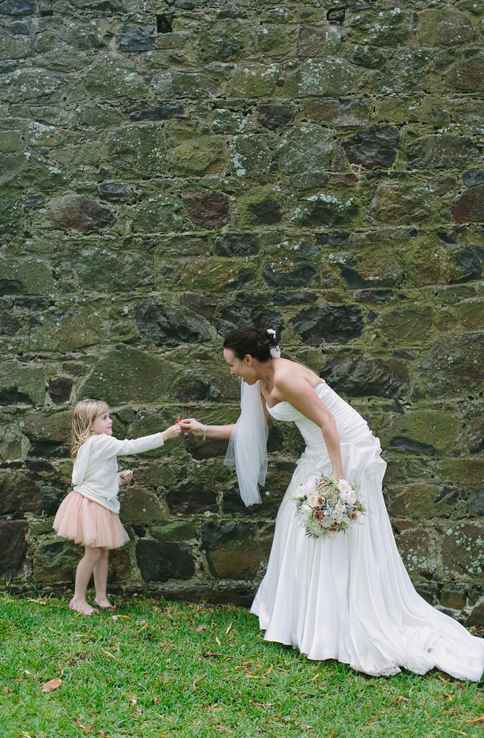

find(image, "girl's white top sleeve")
[71,432,165,513]
[92,432,165,458]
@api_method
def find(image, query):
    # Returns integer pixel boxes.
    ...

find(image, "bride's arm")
[275,376,344,479]
[179,418,234,441]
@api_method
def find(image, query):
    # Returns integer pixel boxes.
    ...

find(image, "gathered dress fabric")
[251,382,484,681]
[53,491,129,549]
[54,431,165,549]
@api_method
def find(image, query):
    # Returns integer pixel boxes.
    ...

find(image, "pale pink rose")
[337,479,352,494]
[340,489,356,504]
[301,476,319,495]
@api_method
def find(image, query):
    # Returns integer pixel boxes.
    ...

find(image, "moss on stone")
[168,136,226,176]
[0,362,46,407]
[382,409,460,455]
[79,347,179,406]
[238,186,283,226]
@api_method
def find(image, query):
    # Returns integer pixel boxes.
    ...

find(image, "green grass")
[0,595,481,738]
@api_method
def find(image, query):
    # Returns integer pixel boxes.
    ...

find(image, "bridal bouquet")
[294,475,364,537]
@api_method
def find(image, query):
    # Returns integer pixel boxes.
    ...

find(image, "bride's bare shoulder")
[274,359,321,389]
[274,359,308,385]
[273,358,299,376]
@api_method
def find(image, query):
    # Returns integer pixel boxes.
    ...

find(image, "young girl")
[53,398,181,615]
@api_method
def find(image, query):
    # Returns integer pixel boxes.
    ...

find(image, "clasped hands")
[176,417,207,440]
[119,418,205,489]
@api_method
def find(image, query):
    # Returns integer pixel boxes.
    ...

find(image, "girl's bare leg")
[70,546,102,615]
[94,548,114,608]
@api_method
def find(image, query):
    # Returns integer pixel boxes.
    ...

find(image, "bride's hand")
[178,418,206,437]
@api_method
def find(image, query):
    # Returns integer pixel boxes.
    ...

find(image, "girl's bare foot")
[69,597,98,616]
[94,597,115,610]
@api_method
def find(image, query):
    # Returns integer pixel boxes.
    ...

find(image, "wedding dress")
[250,381,484,681]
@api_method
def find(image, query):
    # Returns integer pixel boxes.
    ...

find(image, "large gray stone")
[291,304,364,344]
[26,305,109,353]
[446,53,484,95]
[214,232,260,257]
[118,25,155,53]
[262,259,318,289]
[120,487,169,525]
[322,355,409,398]
[182,190,230,229]
[75,247,152,292]
[442,523,483,577]
[370,180,433,224]
[0,427,30,461]
[32,536,79,584]
[48,377,73,404]
[396,527,440,579]
[79,346,179,405]
[452,185,484,224]
[238,187,283,226]
[0,521,27,577]
[417,9,476,47]
[406,135,478,170]
[0,467,42,514]
[230,134,273,179]
[277,126,337,176]
[297,58,360,96]
[22,412,71,459]
[0,257,54,296]
[294,193,359,227]
[134,300,216,347]
[0,362,46,406]
[417,334,484,397]
[47,193,115,232]
[136,539,195,582]
[342,126,400,170]
[0,0,34,15]
[201,521,272,579]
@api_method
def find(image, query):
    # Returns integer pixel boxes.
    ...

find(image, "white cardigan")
[72,432,165,513]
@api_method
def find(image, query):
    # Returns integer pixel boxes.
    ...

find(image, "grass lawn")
[0,594,481,738]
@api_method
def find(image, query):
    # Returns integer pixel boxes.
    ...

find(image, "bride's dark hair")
[223,327,279,362]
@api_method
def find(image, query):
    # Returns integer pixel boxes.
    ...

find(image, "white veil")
[224,380,268,506]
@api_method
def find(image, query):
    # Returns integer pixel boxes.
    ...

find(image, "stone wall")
[0,0,483,624]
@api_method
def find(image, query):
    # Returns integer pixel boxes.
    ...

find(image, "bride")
[180,327,484,681]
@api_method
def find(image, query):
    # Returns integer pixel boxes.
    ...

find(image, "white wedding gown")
[251,382,484,680]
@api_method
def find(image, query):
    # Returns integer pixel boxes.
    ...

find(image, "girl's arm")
[275,375,344,479]
[179,418,234,441]
[93,424,181,458]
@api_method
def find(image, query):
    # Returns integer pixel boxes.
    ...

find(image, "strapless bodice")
[267,382,371,459]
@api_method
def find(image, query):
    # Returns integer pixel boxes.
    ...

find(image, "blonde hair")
[71,399,109,458]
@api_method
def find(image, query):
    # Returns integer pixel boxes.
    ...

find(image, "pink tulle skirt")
[53,491,129,549]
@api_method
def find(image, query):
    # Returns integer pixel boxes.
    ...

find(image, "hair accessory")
[266,328,281,358]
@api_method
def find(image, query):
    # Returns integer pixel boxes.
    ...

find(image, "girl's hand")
[162,424,183,442]
[178,418,206,437]
[119,470,134,486]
